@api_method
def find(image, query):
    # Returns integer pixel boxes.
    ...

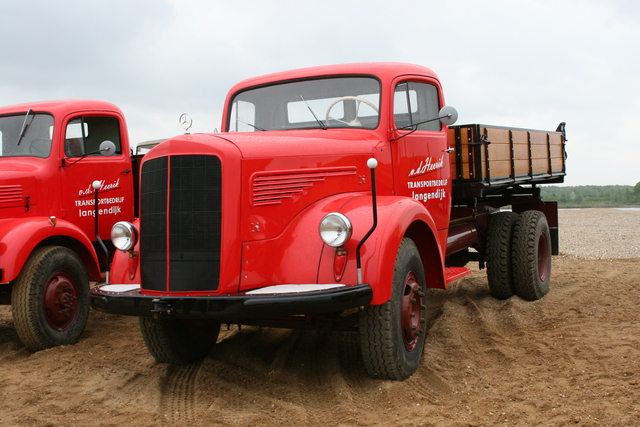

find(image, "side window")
[65,116,122,157]
[394,82,441,131]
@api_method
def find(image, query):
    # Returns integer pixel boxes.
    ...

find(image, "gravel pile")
[558,208,640,259]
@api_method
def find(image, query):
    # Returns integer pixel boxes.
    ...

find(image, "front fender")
[239,194,360,292]
[0,217,101,282]
[317,195,446,305]
[109,218,141,285]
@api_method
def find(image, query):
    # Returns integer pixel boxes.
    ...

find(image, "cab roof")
[0,99,122,116]
[226,62,440,95]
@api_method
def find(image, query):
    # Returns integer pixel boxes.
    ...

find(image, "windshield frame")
[227,74,382,132]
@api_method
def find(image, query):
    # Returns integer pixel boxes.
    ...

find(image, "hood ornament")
[179,113,193,133]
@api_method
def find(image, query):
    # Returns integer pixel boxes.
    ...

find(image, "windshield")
[0,112,54,158]
[228,76,381,132]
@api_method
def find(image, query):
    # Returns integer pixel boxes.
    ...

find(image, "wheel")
[139,317,220,365]
[325,96,379,126]
[512,210,552,301]
[359,238,427,380]
[11,246,90,351]
[485,211,519,300]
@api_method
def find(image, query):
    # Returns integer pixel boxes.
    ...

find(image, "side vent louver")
[252,167,357,206]
[0,185,23,207]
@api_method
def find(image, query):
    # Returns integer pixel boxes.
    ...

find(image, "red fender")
[109,218,141,285]
[238,194,358,292]
[0,217,101,282]
[317,195,447,305]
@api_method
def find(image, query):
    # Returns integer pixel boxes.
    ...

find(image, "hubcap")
[43,270,79,331]
[400,271,424,352]
[537,231,550,281]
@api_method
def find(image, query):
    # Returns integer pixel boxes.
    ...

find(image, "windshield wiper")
[16,108,32,146]
[238,120,267,131]
[300,95,326,130]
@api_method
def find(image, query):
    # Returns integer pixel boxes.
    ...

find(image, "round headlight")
[319,213,352,247]
[111,221,137,251]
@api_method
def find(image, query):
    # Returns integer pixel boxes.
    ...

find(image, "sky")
[1,0,638,186]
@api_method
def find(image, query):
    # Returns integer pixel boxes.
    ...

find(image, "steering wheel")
[325,96,379,126]
[28,138,52,157]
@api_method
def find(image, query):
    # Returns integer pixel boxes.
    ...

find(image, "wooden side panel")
[485,127,511,179]
[448,123,566,200]
[448,127,457,177]
[449,126,474,180]
[549,132,565,172]
[511,129,530,176]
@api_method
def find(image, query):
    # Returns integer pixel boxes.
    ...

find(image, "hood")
[215,129,381,159]
[0,160,42,210]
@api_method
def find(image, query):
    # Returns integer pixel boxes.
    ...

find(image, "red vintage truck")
[90,63,566,380]
[0,99,140,350]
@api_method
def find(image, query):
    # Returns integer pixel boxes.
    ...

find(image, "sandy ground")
[0,209,638,426]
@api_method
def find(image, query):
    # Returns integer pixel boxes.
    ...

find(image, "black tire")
[512,210,552,301]
[11,246,90,351]
[485,211,518,300]
[139,317,220,365]
[359,238,427,381]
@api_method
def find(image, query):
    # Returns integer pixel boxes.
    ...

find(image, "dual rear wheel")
[486,210,552,301]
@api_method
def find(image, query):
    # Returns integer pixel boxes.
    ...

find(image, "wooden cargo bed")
[448,123,566,200]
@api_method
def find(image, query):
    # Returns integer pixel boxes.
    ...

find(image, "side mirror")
[99,140,117,156]
[438,106,458,126]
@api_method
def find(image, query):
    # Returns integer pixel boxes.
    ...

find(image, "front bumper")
[90,283,372,321]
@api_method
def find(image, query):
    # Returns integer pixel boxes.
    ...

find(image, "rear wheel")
[139,317,221,365]
[512,210,552,301]
[11,246,90,351]
[359,238,427,380]
[485,211,518,300]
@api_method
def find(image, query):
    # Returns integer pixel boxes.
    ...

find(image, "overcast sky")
[1,0,638,186]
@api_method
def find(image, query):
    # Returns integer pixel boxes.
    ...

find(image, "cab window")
[65,116,122,157]
[394,82,441,131]
[0,113,54,158]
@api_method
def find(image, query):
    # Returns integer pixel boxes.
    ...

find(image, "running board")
[445,267,472,284]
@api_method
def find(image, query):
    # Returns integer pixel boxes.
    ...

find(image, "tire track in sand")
[159,361,203,423]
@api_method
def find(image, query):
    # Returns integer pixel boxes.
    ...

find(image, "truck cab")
[0,99,136,350]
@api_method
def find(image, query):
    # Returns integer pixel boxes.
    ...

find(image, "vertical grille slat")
[140,155,222,293]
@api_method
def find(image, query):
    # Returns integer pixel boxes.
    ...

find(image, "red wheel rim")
[42,270,79,331]
[537,231,550,282]
[400,271,423,352]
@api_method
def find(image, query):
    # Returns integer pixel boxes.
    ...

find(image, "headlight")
[319,213,352,247]
[111,221,137,251]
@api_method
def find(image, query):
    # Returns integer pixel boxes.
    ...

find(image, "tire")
[485,211,518,300]
[359,238,427,380]
[139,317,220,365]
[512,210,552,301]
[11,246,90,351]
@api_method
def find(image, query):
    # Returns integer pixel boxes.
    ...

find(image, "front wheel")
[359,238,427,380]
[11,246,90,351]
[512,210,552,301]
[139,317,221,365]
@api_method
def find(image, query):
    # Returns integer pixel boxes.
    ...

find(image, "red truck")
[0,100,139,350]
[91,63,566,380]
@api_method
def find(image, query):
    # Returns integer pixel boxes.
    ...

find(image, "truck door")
[391,80,452,233]
[59,114,134,241]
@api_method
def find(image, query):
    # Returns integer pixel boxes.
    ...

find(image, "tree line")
[540,183,640,208]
